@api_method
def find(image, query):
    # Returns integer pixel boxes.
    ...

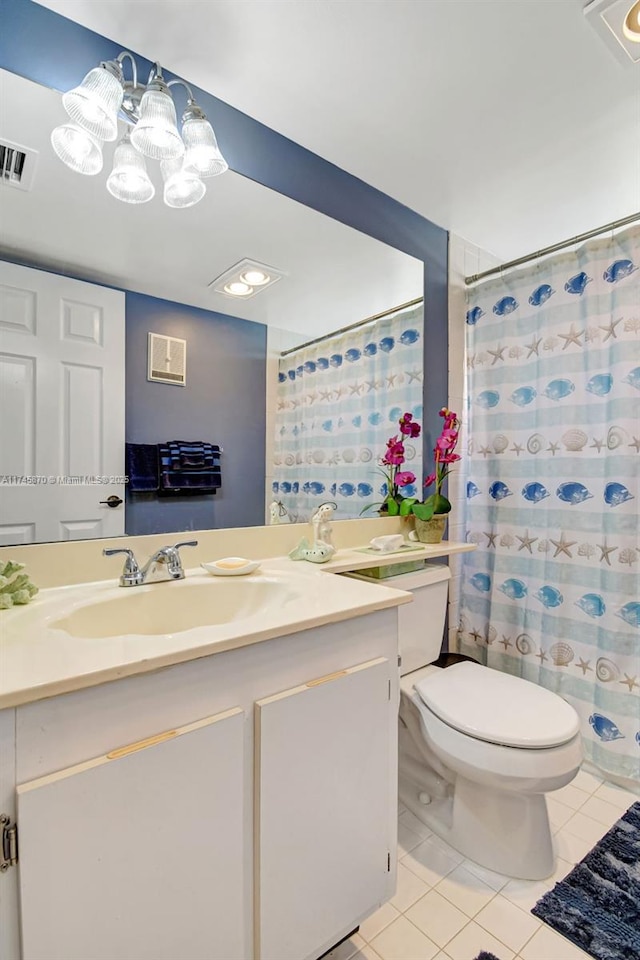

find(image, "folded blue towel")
[166,441,220,471]
[158,443,221,495]
[125,443,159,492]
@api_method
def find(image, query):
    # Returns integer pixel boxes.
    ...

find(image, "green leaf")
[399,498,416,516]
[433,494,452,515]
[386,498,400,516]
[411,501,435,521]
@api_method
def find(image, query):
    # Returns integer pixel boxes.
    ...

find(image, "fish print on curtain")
[459,227,639,783]
[273,305,423,522]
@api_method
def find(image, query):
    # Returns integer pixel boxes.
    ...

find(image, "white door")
[0,261,125,544]
[17,708,246,960]
[255,658,393,960]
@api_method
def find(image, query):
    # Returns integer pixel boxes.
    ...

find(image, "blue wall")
[125,293,266,536]
[0,0,449,471]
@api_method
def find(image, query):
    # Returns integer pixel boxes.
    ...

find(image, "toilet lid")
[415,662,580,748]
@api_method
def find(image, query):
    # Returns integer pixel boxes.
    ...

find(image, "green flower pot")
[414,514,447,544]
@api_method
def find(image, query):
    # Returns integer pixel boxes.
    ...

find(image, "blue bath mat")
[532,801,640,960]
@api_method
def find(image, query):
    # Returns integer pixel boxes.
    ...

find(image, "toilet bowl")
[384,565,582,880]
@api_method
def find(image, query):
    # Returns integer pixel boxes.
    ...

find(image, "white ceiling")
[0,70,422,340]
[37,0,640,261]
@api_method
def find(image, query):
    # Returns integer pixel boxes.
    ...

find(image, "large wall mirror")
[0,67,423,545]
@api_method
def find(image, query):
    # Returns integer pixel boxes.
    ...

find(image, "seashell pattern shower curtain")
[459,226,639,783]
[273,304,423,523]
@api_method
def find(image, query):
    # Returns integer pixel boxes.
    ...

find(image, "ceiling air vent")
[148,333,187,386]
[0,139,39,191]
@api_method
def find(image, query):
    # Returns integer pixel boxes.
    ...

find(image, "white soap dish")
[201,558,261,577]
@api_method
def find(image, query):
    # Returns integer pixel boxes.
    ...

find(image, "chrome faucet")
[103,541,198,587]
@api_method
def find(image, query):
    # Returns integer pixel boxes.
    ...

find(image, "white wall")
[447,234,500,650]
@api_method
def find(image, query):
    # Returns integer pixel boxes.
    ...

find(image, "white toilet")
[392,564,583,881]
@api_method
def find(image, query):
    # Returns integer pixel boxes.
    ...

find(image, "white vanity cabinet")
[0,608,399,960]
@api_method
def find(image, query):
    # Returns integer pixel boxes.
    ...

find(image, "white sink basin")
[52,579,296,639]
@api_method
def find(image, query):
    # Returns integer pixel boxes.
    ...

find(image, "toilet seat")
[414,661,580,749]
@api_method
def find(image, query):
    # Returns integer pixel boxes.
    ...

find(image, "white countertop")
[0,556,414,709]
[0,542,472,709]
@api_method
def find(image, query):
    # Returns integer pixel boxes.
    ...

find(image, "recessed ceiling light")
[224,281,253,296]
[584,0,640,64]
[208,258,286,300]
[240,268,270,285]
[623,0,640,40]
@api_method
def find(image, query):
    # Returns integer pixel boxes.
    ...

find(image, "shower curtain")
[273,304,423,522]
[459,226,639,783]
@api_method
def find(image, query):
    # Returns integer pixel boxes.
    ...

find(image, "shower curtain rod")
[280,295,424,357]
[465,212,640,285]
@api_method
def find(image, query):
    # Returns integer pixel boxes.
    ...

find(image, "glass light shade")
[51,123,103,175]
[131,89,184,160]
[161,158,206,208]
[182,117,228,177]
[62,66,123,142]
[107,135,155,204]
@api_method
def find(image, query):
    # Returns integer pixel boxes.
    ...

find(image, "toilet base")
[399,773,555,880]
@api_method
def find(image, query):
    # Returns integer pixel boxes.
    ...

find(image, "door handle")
[99,495,124,508]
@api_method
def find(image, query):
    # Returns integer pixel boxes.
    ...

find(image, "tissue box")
[357,560,427,579]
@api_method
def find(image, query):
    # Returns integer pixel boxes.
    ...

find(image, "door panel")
[17,708,246,960]
[255,657,392,960]
[0,261,125,543]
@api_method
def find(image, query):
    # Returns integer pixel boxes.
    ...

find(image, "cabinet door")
[17,709,246,960]
[255,657,393,960]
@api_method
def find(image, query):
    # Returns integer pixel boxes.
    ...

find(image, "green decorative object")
[0,561,39,609]
[413,514,447,544]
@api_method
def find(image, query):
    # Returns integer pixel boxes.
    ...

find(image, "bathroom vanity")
[0,535,474,960]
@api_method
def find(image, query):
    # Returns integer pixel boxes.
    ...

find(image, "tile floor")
[324,770,638,960]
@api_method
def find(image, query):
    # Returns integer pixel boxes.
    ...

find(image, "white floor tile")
[405,889,468,948]
[548,783,589,811]
[399,808,434,841]
[593,781,637,812]
[519,924,593,960]
[390,862,430,913]
[322,933,366,960]
[579,794,625,829]
[370,916,440,960]
[435,863,496,918]
[474,894,540,953]
[398,820,424,858]
[462,858,510,893]
[571,769,603,795]
[562,810,609,846]
[553,829,594,864]
[546,797,575,831]
[444,920,516,960]
[359,902,400,943]
[400,836,462,889]
[501,857,571,913]
[352,946,383,960]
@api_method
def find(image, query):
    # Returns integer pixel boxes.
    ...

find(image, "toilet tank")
[380,565,451,676]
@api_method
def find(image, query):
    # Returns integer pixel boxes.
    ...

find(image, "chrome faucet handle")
[152,540,198,579]
[102,548,144,587]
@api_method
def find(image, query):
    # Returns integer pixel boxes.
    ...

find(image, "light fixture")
[623,0,640,40]
[584,0,640,64]
[106,132,154,204]
[50,123,103,175]
[51,51,228,208]
[209,259,286,299]
[161,156,206,209]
